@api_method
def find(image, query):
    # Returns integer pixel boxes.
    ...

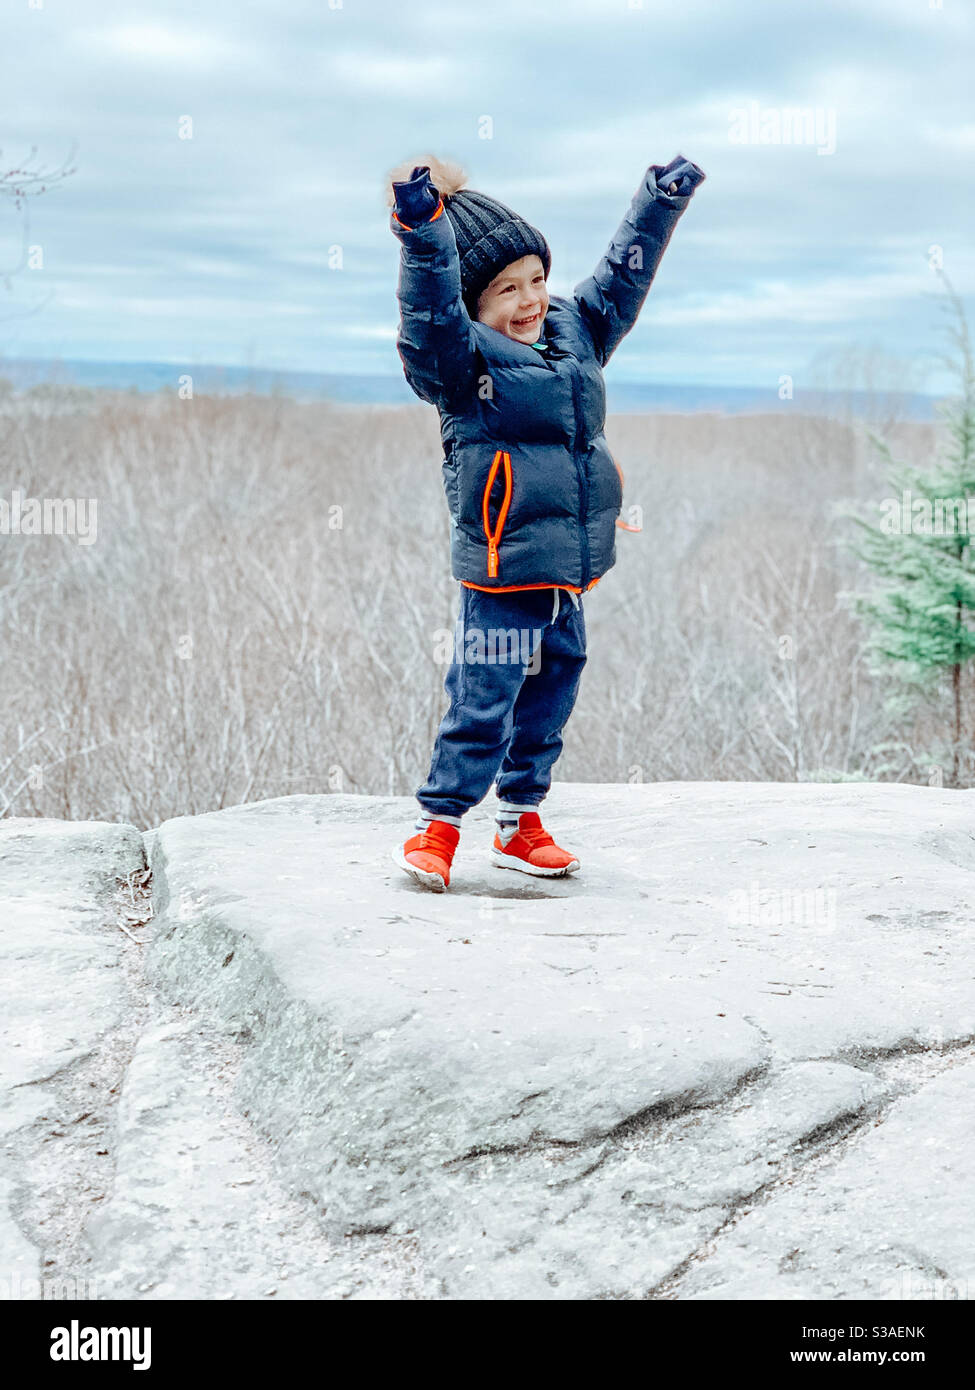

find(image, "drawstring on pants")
[551,587,581,621]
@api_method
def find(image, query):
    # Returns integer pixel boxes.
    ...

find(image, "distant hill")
[0,355,939,420]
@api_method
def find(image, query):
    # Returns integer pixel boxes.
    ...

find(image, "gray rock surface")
[669,1055,975,1302]
[140,782,975,1298]
[0,815,429,1299]
[84,1009,432,1299]
[3,784,974,1299]
[0,819,145,1297]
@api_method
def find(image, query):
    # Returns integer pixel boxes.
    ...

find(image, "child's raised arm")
[573,154,706,367]
[389,166,479,409]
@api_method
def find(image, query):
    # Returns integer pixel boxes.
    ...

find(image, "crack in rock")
[5,928,151,1296]
[648,1039,975,1299]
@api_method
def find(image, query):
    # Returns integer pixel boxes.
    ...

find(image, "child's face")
[476,254,548,344]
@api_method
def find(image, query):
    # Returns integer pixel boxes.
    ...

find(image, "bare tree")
[0,141,78,322]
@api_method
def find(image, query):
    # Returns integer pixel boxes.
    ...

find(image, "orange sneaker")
[490,811,580,877]
[393,819,461,892]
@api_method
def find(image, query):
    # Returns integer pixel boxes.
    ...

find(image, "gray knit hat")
[388,156,551,314]
[443,188,551,314]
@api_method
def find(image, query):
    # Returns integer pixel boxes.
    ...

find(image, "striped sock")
[414,809,464,834]
[494,801,540,845]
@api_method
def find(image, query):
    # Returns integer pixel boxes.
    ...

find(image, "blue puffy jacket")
[390,156,705,594]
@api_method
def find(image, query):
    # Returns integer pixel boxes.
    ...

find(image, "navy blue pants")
[416,585,588,820]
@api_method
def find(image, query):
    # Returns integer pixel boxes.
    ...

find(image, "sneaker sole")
[391,847,449,892]
[490,849,580,877]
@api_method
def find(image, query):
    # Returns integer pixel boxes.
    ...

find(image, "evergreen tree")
[845,273,975,786]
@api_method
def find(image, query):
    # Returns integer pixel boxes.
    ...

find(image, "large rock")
[144,782,975,1298]
[0,819,145,1296]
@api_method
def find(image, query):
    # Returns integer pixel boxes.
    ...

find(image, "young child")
[387,151,705,891]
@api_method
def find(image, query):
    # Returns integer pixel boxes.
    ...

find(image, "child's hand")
[655,153,706,197]
[392,165,441,225]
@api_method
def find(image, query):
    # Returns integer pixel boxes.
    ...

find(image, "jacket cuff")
[392,165,441,227]
[652,154,706,200]
[392,199,445,232]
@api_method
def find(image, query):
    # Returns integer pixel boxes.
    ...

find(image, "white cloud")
[101,24,221,63]
[652,269,942,328]
[325,52,452,95]
[921,122,975,152]
[343,325,398,340]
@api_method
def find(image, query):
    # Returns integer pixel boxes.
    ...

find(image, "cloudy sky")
[1,0,971,391]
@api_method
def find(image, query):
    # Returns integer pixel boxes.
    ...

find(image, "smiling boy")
[476,255,549,343]
[386,153,705,890]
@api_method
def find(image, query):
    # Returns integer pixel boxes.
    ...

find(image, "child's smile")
[476,254,549,344]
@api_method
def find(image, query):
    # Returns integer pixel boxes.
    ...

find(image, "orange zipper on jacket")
[482,449,513,578]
